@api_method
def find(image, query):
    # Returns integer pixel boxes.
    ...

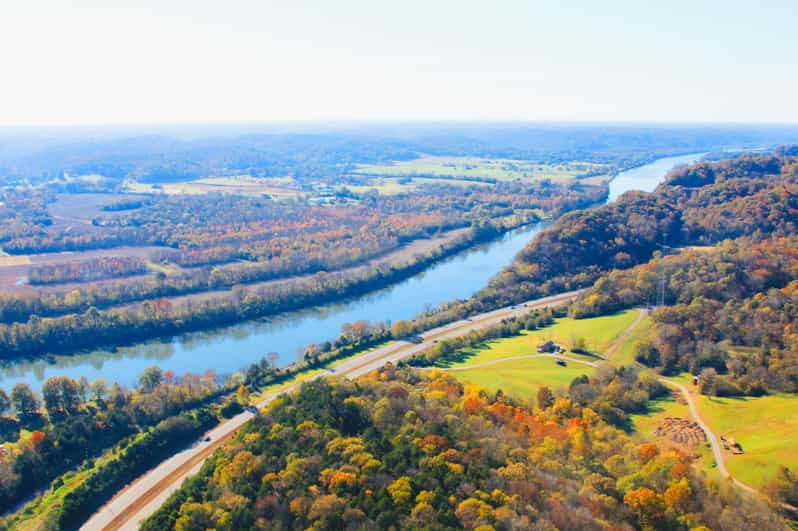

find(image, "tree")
[139,366,164,393]
[699,368,718,396]
[387,476,413,506]
[0,389,10,415]
[537,385,554,409]
[624,487,665,529]
[42,376,82,415]
[236,384,250,405]
[89,379,109,401]
[391,320,412,338]
[11,383,40,417]
[76,376,89,403]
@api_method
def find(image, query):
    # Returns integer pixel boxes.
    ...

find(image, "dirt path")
[661,379,730,478]
[662,377,798,512]
[82,290,584,531]
[603,308,648,361]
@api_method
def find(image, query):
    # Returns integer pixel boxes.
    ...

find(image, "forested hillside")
[475,148,798,309]
[143,367,783,530]
[3,124,795,184]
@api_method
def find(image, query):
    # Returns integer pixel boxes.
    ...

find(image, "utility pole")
[657,233,673,308]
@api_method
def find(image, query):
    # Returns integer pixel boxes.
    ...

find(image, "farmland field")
[354,156,606,183]
[124,175,302,198]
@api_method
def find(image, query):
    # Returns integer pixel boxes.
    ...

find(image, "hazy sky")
[2,0,796,126]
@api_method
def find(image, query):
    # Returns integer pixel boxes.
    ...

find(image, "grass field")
[354,156,606,183]
[438,309,640,368]
[343,176,491,195]
[694,392,798,488]
[125,176,302,198]
[629,396,690,440]
[452,356,591,398]
[613,314,654,366]
[439,310,641,398]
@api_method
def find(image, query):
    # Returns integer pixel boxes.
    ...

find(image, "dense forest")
[474,148,798,310]
[143,366,783,530]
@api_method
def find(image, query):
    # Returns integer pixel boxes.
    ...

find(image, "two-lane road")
[83,289,583,530]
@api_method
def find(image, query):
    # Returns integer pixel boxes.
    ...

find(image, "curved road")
[430,310,791,511]
[82,290,584,530]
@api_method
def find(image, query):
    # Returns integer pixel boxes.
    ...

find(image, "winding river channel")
[0,152,705,389]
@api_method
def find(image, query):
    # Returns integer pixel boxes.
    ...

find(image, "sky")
[1,0,796,126]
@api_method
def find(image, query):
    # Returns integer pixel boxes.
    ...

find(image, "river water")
[606,152,705,202]
[0,152,704,390]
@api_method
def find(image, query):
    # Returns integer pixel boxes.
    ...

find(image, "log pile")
[655,417,707,447]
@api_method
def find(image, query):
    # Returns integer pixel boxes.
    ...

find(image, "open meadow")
[439,310,642,397]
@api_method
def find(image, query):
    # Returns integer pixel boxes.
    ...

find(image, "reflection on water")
[0,224,544,390]
[1,153,705,391]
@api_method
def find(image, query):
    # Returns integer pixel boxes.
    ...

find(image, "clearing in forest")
[691,390,798,488]
[441,310,640,396]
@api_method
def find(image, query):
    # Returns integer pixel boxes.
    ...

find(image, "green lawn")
[451,356,592,399]
[439,310,643,399]
[614,315,654,366]
[695,393,798,488]
[660,373,798,488]
[436,310,640,369]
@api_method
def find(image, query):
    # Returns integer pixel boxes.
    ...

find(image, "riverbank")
[0,220,546,390]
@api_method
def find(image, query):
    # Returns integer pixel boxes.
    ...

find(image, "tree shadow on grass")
[432,344,490,368]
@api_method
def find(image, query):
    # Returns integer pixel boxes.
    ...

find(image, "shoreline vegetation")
[0,218,531,361]
[0,279,565,528]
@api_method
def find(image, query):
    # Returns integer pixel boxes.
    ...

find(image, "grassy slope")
[614,315,654,366]
[453,357,590,398]
[442,310,640,397]
[696,392,798,487]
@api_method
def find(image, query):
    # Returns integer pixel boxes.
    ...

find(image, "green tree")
[139,366,164,393]
[11,383,40,417]
[42,376,82,415]
[0,389,10,415]
[89,379,109,401]
[391,320,412,338]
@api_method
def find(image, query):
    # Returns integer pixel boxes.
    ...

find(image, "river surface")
[0,152,705,390]
[607,152,706,202]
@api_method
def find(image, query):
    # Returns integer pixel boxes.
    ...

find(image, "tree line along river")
[0,152,705,390]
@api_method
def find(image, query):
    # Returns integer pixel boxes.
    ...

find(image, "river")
[607,152,706,202]
[0,152,705,390]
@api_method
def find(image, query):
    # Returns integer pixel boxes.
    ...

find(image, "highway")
[82,289,583,530]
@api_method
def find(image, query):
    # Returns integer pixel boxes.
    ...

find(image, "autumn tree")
[537,385,554,409]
